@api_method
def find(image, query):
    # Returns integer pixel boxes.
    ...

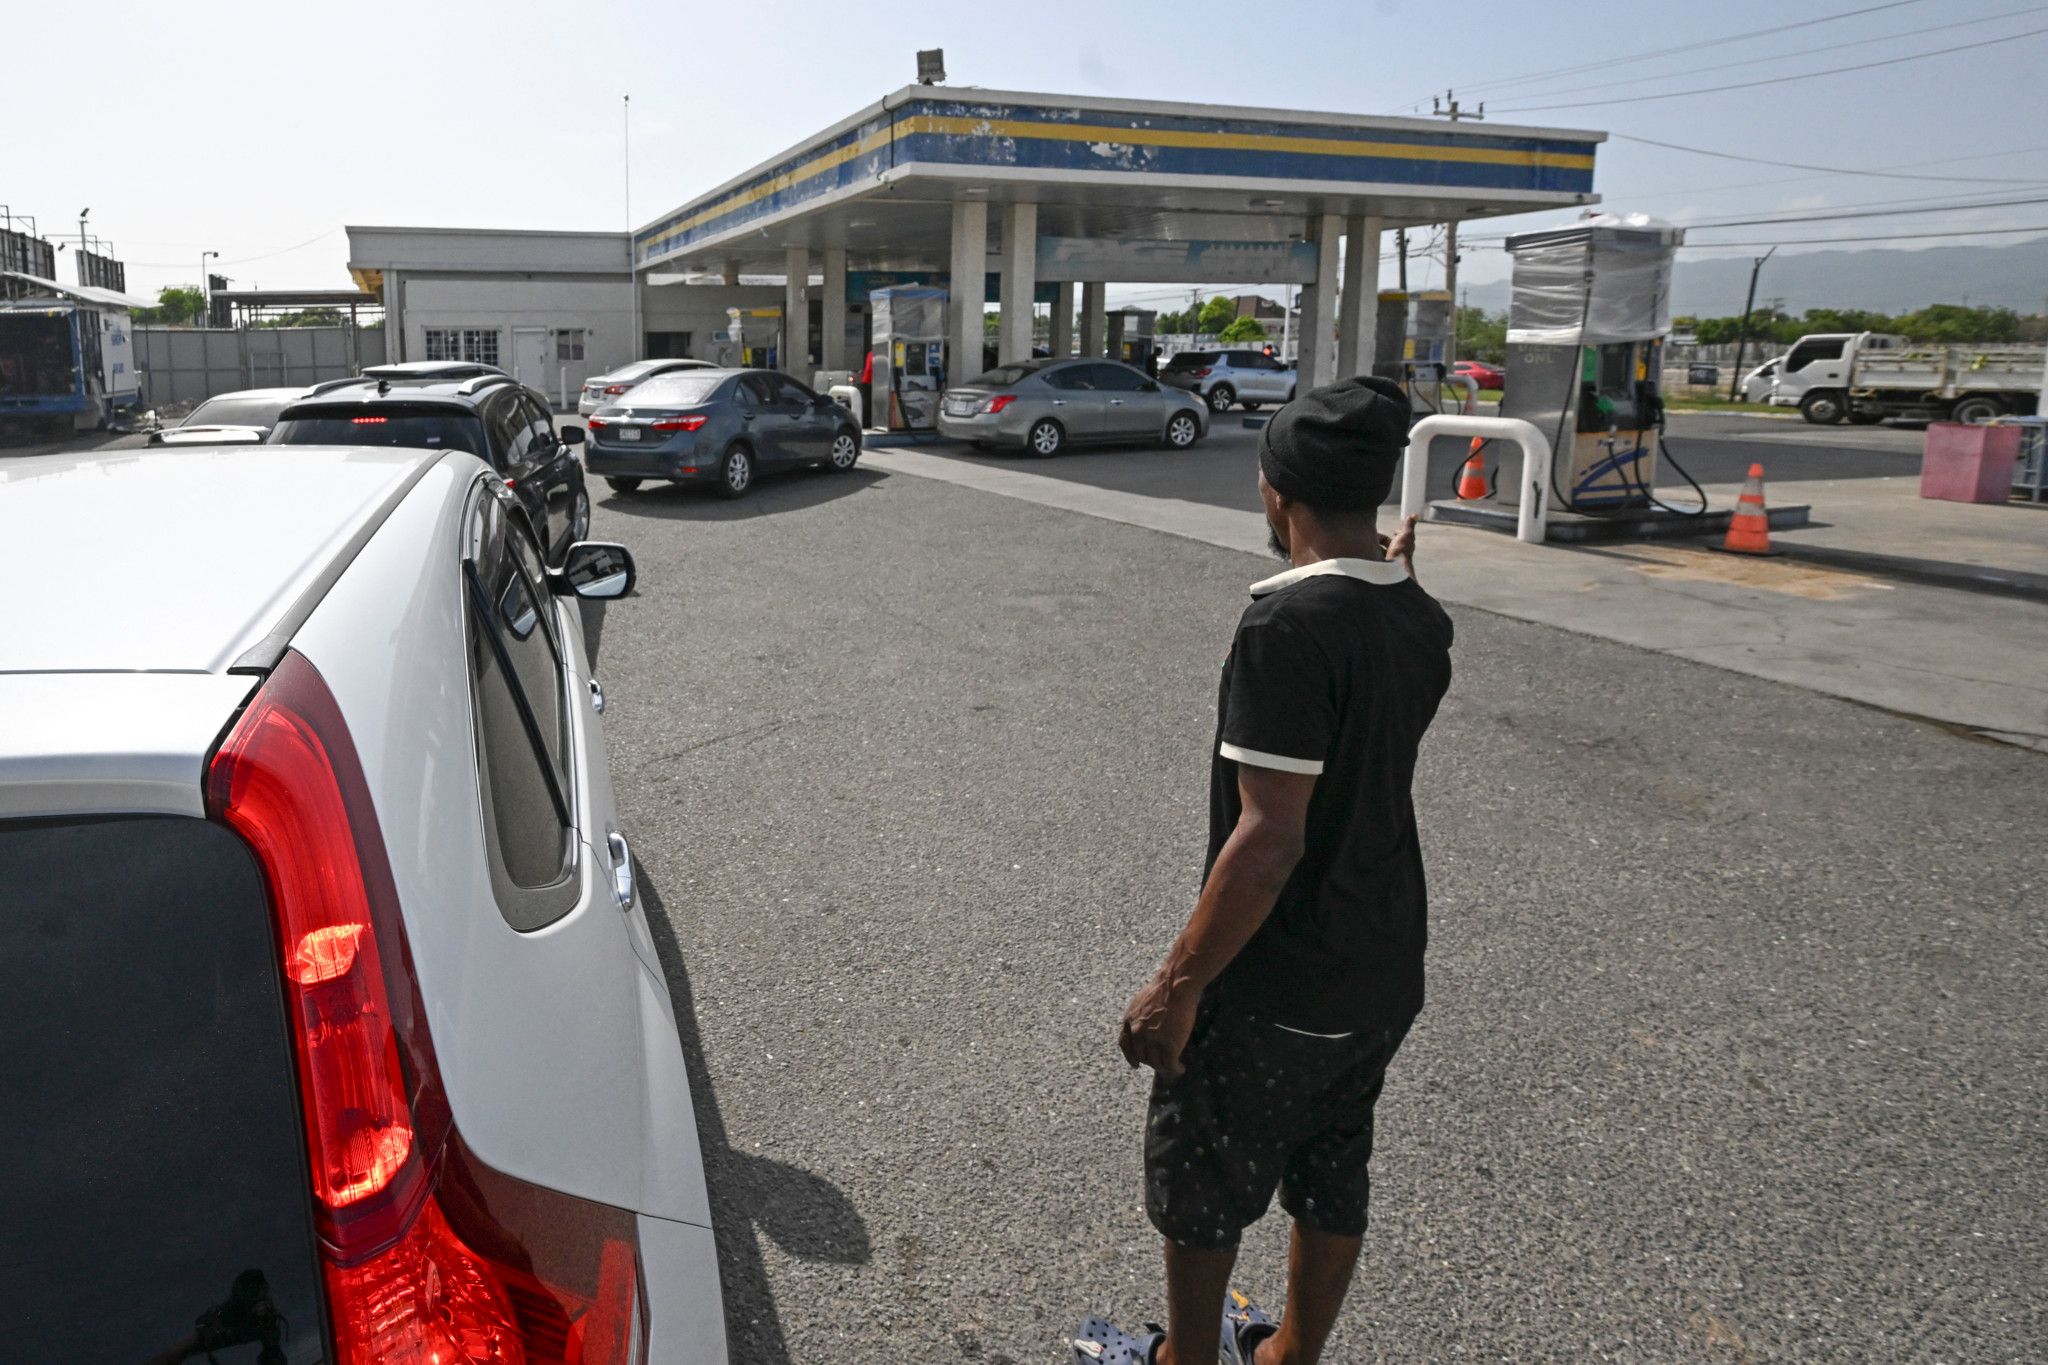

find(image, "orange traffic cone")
[1720,462,1775,555]
[1456,439,1488,500]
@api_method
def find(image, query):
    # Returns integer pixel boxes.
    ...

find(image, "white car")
[580,359,717,416]
[1158,348,1297,412]
[1742,356,1788,406]
[0,444,726,1363]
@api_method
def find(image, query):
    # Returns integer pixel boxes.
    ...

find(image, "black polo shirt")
[1205,557,1454,1036]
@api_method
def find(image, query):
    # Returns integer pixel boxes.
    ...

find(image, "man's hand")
[1120,972,1200,1076]
[1380,513,1420,579]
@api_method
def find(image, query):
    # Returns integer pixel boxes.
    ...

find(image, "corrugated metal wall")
[133,325,387,408]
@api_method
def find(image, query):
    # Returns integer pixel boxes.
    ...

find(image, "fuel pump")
[869,286,948,432]
[1372,290,1455,412]
[723,307,784,370]
[1495,216,1684,512]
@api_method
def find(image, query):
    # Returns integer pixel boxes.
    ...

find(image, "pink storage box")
[1921,423,2020,504]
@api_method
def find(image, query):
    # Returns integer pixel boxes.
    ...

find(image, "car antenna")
[377,378,390,395]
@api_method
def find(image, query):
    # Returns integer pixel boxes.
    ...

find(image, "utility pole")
[624,94,640,366]
[1728,245,1777,402]
[77,208,89,287]
[200,250,218,323]
[1395,228,1408,292]
[1429,92,1480,368]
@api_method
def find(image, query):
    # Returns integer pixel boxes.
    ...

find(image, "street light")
[77,208,89,285]
[201,250,219,322]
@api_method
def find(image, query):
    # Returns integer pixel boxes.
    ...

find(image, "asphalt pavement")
[588,457,2046,1362]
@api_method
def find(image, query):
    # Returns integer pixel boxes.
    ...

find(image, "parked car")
[586,367,861,498]
[1159,348,1296,412]
[1742,356,1785,405]
[148,386,308,445]
[269,371,590,562]
[579,358,717,416]
[0,443,725,1365]
[938,357,1208,456]
[1451,359,1505,390]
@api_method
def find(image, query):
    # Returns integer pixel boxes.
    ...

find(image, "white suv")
[0,444,726,1364]
[1160,348,1297,412]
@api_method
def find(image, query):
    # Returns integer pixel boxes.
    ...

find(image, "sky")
[11,0,2048,315]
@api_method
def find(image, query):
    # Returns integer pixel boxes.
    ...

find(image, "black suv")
[270,372,590,562]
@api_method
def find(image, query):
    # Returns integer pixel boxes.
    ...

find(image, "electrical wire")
[1478,4,2045,104]
[1679,224,2048,246]
[1493,26,2048,113]
[1388,0,1929,108]
[1607,132,2048,186]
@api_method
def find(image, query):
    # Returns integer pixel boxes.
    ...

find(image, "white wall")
[401,275,634,389]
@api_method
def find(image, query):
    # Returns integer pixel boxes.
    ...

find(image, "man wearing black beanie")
[1077,377,1455,1365]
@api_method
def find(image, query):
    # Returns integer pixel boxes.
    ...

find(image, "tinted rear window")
[623,374,725,407]
[272,407,486,456]
[965,363,1040,387]
[0,815,327,1361]
[184,395,293,428]
[1165,352,1217,369]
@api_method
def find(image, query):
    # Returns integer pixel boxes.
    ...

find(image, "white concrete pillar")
[783,247,810,376]
[722,260,740,286]
[1081,281,1107,357]
[1052,281,1075,355]
[948,198,989,385]
[1297,214,1342,391]
[382,269,403,362]
[822,247,848,372]
[1338,214,1382,379]
[999,202,1038,366]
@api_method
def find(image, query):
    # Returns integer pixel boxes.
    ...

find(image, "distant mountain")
[1455,236,2048,318]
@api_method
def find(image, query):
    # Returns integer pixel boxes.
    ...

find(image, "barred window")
[424,327,502,366]
[555,329,586,362]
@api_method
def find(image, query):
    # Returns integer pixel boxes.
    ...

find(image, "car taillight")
[650,414,706,431]
[1192,367,1211,378]
[604,384,629,395]
[209,651,645,1365]
[588,418,608,429]
[983,394,1018,414]
[352,415,389,424]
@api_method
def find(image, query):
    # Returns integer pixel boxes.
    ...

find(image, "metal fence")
[134,324,386,409]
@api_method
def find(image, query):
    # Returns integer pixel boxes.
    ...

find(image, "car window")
[484,391,531,471]
[631,373,726,407]
[1164,352,1215,370]
[1089,364,1149,392]
[735,374,775,408]
[270,407,487,457]
[464,488,576,923]
[1043,365,1096,391]
[966,363,1040,387]
[519,393,556,452]
[184,394,292,427]
[768,374,817,404]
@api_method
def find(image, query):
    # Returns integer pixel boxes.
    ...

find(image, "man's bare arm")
[1120,765,1318,1073]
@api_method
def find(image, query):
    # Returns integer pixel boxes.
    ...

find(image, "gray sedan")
[936,358,1207,456]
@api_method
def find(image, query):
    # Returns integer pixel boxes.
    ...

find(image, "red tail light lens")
[1192,367,1211,378]
[603,384,629,394]
[983,394,1018,414]
[209,652,645,1365]
[587,418,608,430]
[352,415,389,424]
[650,414,707,432]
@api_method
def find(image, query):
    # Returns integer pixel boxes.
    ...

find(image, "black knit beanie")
[1258,375,1409,510]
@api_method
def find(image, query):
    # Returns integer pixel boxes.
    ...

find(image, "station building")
[349,85,1602,404]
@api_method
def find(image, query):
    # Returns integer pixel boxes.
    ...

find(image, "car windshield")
[624,374,726,407]
[269,408,487,456]
[183,394,293,427]
[965,364,1041,387]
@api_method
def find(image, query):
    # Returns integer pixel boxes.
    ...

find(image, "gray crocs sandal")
[1223,1289,1280,1364]
[1071,1316,1165,1363]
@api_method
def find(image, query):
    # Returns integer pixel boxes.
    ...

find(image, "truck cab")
[1776,332,1902,424]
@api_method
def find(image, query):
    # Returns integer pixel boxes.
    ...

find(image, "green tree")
[257,306,345,328]
[134,284,207,326]
[1197,295,1237,335]
[1218,316,1267,343]
[1455,306,1507,364]
[1895,304,2021,343]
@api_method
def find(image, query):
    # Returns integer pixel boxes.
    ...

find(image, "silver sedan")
[936,358,1208,456]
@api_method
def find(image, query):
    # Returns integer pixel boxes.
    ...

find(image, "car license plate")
[617,426,641,442]
[944,397,975,416]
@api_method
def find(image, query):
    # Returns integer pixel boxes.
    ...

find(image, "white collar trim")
[1249,557,1409,596]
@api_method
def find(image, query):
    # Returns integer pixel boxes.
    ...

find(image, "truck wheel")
[1950,395,2005,425]
[1799,390,1845,425]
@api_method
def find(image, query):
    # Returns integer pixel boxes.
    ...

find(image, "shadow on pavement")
[598,468,883,522]
[636,873,871,1365]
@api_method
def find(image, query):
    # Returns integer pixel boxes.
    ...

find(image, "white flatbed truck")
[1775,330,2045,426]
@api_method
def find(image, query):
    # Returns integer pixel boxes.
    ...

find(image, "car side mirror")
[559,424,584,446]
[551,541,635,600]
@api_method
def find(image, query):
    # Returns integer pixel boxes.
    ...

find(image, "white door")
[511,326,550,388]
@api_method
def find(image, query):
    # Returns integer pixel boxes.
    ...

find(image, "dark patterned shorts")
[1145,999,1408,1251]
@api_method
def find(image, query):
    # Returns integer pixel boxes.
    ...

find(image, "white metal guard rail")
[1398,414,1555,544]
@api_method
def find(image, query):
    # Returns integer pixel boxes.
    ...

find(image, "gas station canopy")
[634,86,1602,278]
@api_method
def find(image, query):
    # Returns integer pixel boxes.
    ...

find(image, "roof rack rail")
[457,373,516,396]
[307,375,367,395]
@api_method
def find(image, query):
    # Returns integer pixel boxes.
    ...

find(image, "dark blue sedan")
[584,368,861,498]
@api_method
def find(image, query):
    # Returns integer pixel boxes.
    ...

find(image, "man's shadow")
[638,874,870,1363]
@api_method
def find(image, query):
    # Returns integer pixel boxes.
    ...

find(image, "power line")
[1685,193,2048,229]
[1493,25,2048,112]
[1675,225,2048,247]
[1608,132,2048,186]
[1489,4,2045,104]
[1393,0,1928,107]
[129,227,342,270]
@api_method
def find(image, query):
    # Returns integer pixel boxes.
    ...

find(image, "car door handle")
[588,677,605,713]
[1109,398,1126,405]
[606,830,635,909]
[1051,399,1066,406]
